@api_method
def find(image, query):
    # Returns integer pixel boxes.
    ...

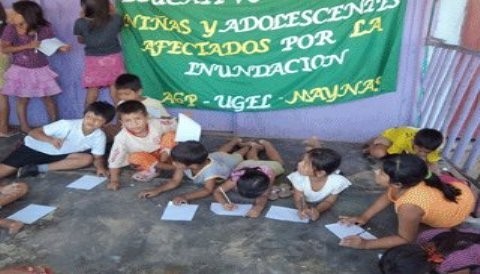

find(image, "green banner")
[118,0,406,112]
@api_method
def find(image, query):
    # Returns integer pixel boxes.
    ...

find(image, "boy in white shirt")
[107,100,176,191]
[0,101,115,179]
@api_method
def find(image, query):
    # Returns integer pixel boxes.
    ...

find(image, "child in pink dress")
[74,0,124,106]
[0,1,69,133]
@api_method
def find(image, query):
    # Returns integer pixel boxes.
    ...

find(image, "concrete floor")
[0,134,400,274]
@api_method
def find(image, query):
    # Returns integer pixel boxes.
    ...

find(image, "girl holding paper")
[0,1,69,134]
[339,154,475,250]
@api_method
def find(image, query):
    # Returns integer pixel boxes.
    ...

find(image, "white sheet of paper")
[38,38,67,56]
[7,204,57,224]
[161,201,199,221]
[174,113,201,142]
[66,175,106,190]
[265,206,309,223]
[325,222,377,239]
[210,202,252,216]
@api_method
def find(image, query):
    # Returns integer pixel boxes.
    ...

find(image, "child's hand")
[106,180,120,191]
[246,208,261,218]
[172,196,187,205]
[59,45,71,52]
[339,235,367,249]
[307,208,320,221]
[138,189,159,199]
[28,39,41,50]
[338,215,367,226]
[50,137,63,149]
[298,208,310,219]
[223,203,237,211]
[96,168,109,177]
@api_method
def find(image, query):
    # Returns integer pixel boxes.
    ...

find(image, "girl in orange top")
[338,154,475,250]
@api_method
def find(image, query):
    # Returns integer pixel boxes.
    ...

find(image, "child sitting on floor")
[213,139,285,218]
[365,127,443,173]
[107,100,176,191]
[379,228,480,274]
[138,138,248,203]
[0,182,28,234]
[0,101,115,179]
[289,144,351,221]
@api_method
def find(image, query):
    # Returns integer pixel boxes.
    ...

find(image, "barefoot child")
[0,101,115,179]
[213,139,285,218]
[138,138,248,203]
[107,100,176,190]
[290,146,351,221]
[0,182,28,234]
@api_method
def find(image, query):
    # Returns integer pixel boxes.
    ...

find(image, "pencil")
[218,186,231,205]
[34,32,38,54]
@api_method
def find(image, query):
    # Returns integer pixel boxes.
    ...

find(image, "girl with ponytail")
[338,154,475,250]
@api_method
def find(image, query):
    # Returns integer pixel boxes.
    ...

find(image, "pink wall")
[3,0,433,142]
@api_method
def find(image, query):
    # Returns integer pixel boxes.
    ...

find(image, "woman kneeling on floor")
[339,154,475,250]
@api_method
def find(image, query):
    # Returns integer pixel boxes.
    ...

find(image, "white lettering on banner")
[280,30,336,51]
[121,0,259,5]
[218,0,400,32]
[213,94,272,112]
[185,49,349,78]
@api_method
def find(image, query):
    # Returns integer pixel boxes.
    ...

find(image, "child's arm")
[107,168,121,191]
[1,40,39,54]
[138,168,184,199]
[93,155,109,177]
[247,192,269,218]
[172,178,217,204]
[293,189,309,219]
[28,127,63,149]
[213,179,237,210]
[309,194,338,221]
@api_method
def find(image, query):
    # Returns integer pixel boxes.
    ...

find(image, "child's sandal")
[268,185,280,201]
[278,183,293,199]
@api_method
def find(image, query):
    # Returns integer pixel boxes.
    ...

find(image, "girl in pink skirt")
[74,0,124,107]
[0,1,70,133]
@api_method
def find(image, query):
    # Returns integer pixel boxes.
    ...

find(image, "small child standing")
[138,138,248,203]
[74,0,124,106]
[213,139,285,218]
[289,147,351,221]
[107,100,176,190]
[0,101,115,179]
[365,127,443,173]
[116,73,170,118]
[0,2,11,137]
[1,0,70,133]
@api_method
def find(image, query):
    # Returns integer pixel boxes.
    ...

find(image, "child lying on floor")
[213,139,285,218]
[138,138,248,203]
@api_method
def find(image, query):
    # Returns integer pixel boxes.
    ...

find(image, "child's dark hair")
[0,3,7,36]
[382,154,461,202]
[115,73,142,91]
[379,230,480,274]
[116,100,147,117]
[171,141,208,166]
[378,244,433,274]
[13,0,49,33]
[305,148,341,175]
[84,101,115,123]
[81,0,111,28]
[236,167,270,199]
[413,128,443,151]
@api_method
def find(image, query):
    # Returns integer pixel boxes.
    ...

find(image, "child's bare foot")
[303,136,322,151]
[0,219,24,235]
[249,141,264,151]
